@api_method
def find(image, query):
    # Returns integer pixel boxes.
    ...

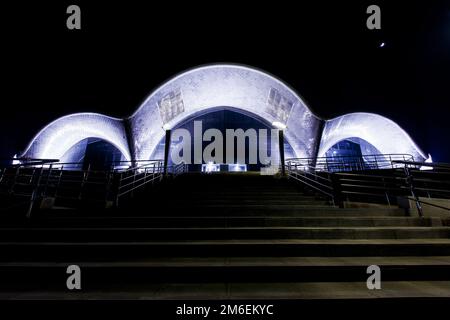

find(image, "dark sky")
[1,1,449,160]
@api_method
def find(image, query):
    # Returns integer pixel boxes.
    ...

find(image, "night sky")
[1,1,449,160]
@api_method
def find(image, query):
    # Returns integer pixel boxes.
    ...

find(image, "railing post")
[381,177,391,206]
[330,173,342,207]
[54,166,64,198]
[285,161,290,178]
[278,129,286,176]
[26,165,45,218]
[79,164,90,200]
[144,167,148,185]
[42,163,53,198]
[104,169,113,204]
[404,165,423,217]
[131,167,137,198]
[163,129,171,176]
[115,172,123,207]
[10,166,20,194]
[151,162,156,184]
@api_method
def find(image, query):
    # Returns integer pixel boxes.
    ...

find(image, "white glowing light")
[12,154,21,165]
[228,164,247,172]
[202,162,220,173]
[260,165,280,175]
[380,42,385,48]
[272,121,287,130]
[420,154,433,171]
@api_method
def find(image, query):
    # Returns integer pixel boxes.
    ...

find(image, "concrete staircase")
[1,172,450,300]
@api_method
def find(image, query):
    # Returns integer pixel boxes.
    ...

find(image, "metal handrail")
[286,157,450,215]
[285,161,335,205]
[405,197,450,212]
[288,154,414,172]
[334,165,450,215]
[0,159,190,214]
[391,160,450,170]
[115,161,188,204]
[116,160,163,198]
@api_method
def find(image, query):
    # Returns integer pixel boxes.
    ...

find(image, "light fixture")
[272,121,287,130]
[202,162,220,173]
[12,154,21,165]
[228,164,247,172]
[420,154,433,171]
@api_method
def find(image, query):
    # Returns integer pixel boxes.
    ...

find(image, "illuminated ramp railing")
[290,154,415,172]
[285,160,336,205]
[105,160,187,206]
[115,160,164,205]
[393,161,450,216]
[285,157,450,216]
[0,159,188,215]
[332,162,450,216]
[0,159,63,215]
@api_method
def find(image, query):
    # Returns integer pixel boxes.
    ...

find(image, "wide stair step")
[1,172,449,301]
[0,216,437,228]
[3,239,450,260]
[2,257,450,292]
[1,226,449,241]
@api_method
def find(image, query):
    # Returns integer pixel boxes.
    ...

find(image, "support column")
[278,129,286,176]
[163,129,171,176]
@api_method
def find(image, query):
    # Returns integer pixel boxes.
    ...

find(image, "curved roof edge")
[318,112,428,160]
[20,112,130,161]
[19,65,429,165]
[128,63,323,120]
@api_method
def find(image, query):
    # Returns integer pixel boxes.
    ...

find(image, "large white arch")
[318,112,427,161]
[19,64,429,166]
[128,64,322,160]
[20,113,131,161]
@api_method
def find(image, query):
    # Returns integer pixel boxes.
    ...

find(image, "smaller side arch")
[318,112,427,161]
[20,113,131,161]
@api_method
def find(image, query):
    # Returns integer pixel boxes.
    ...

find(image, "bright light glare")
[420,154,433,171]
[202,162,220,173]
[272,121,287,129]
[228,164,247,172]
[12,154,21,165]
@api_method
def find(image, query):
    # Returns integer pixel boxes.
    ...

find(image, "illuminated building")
[19,64,429,168]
